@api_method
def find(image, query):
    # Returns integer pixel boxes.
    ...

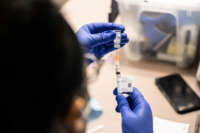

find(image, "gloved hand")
[139,14,176,49]
[113,88,153,133]
[76,23,129,59]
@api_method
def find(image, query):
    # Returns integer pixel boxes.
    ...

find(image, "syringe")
[114,30,133,94]
[114,30,121,90]
[114,52,121,90]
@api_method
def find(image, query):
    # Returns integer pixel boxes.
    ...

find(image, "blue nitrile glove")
[113,88,153,133]
[76,23,129,59]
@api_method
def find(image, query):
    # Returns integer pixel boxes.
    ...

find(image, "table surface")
[61,0,200,132]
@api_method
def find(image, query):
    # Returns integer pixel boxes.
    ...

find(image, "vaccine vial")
[114,30,121,49]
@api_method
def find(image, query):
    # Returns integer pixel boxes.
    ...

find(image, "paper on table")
[154,117,190,133]
[86,125,104,133]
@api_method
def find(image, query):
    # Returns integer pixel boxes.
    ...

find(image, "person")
[0,0,153,133]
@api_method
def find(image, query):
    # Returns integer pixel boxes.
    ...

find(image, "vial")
[114,30,121,49]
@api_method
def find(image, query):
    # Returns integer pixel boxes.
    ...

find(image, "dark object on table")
[108,0,119,22]
[155,73,200,114]
[195,114,200,133]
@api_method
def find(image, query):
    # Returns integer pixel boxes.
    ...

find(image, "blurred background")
[60,0,200,133]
